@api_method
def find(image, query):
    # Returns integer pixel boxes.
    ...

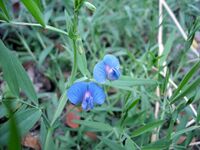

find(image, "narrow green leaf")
[73,120,113,131]
[4,101,21,150]
[0,40,38,103]
[34,0,43,11]
[186,17,200,53]
[171,61,200,100]
[125,138,136,150]
[171,126,200,139]
[39,45,53,66]
[126,98,140,112]
[197,105,200,123]
[0,12,9,22]
[20,0,45,27]
[104,76,157,91]
[121,98,140,126]
[142,138,171,150]
[160,30,176,65]
[171,76,200,104]
[40,118,47,149]
[101,138,124,150]
[44,128,55,150]
[0,0,10,20]
[132,120,163,137]
[0,41,19,96]
[123,111,145,126]
[0,108,42,145]
[77,50,90,77]
[51,92,67,126]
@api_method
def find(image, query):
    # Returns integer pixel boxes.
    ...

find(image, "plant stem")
[68,11,79,86]
[0,20,69,36]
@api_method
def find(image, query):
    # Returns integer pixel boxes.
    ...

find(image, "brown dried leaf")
[22,132,41,150]
[65,104,81,128]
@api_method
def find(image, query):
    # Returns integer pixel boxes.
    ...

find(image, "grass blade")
[73,120,113,131]
[132,120,163,137]
[0,41,38,102]
[0,0,10,20]
[104,76,157,91]
[0,107,42,145]
[20,0,45,27]
[0,41,37,101]
[172,126,200,139]
[171,76,200,104]
[170,61,200,101]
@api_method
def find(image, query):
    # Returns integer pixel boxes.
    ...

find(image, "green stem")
[0,20,69,36]
[68,13,78,86]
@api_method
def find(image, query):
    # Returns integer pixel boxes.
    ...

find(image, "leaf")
[123,111,145,126]
[40,118,47,150]
[186,17,200,52]
[125,138,136,150]
[159,30,176,65]
[0,0,10,20]
[104,76,157,91]
[132,120,163,137]
[34,0,43,11]
[77,50,90,77]
[0,12,9,22]
[141,138,171,150]
[0,108,42,145]
[121,98,140,126]
[197,105,200,123]
[171,126,200,139]
[170,76,200,104]
[20,0,45,27]
[126,97,140,112]
[39,45,53,66]
[101,138,124,150]
[4,101,21,150]
[161,68,170,94]
[0,40,38,103]
[170,61,200,101]
[51,92,67,126]
[73,120,113,131]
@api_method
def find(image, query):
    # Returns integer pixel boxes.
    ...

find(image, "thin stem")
[68,12,79,86]
[151,0,164,142]
[0,20,69,36]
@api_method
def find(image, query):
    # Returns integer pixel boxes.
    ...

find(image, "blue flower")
[93,54,120,83]
[67,82,106,111]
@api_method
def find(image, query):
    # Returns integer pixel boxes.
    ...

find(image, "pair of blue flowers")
[67,54,120,111]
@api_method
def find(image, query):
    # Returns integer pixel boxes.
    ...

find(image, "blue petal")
[82,96,94,111]
[107,68,121,81]
[88,82,106,105]
[67,82,87,105]
[82,99,87,110]
[93,61,107,83]
[103,54,120,68]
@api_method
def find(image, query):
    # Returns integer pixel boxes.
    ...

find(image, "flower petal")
[67,82,87,105]
[93,61,106,83]
[103,54,120,68]
[107,68,121,81]
[88,82,106,105]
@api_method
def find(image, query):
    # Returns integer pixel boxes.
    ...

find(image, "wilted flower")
[93,54,120,83]
[67,82,106,111]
